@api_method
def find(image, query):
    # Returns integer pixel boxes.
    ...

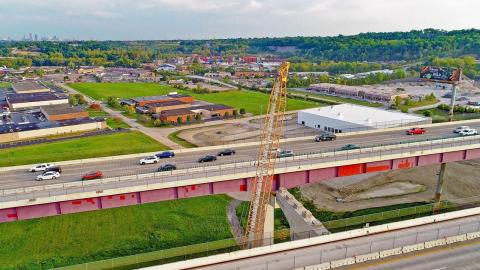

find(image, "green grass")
[0,82,11,88]
[168,130,197,148]
[398,98,439,111]
[0,195,233,270]
[86,108,131,129]
[0,131,168,167]
[69,83,320,115]
[417,108,480,123]
[288,89,384,108]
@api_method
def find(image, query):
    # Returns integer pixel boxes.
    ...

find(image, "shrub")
[400,107,408,113]
[423,110,432,117]
[89,103,101,110]
[177,117,182,125]
[195,114,201,121]
[107,96,120,108]
[239,108,246,115]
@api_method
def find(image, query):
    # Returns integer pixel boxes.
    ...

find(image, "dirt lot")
[177,114,316,146]
[299,159,480,212]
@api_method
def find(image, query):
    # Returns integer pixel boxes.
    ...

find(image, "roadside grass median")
[0,131,168,167]
[167,130,197,148]
[0,195,233,270]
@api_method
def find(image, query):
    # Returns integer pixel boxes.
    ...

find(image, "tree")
[107,96,120,108]
[123,105,135,115]
[423,110,432,117]
[239,108,246,115]
[74,94,86,105]
[68,95,78,106]
[195,114,201,121]
[233,110,238,118]
[177,117,183,125]
[153,119,162,127]
[140,115,151,123]
[224,112,230,118]
[186,115,192,122]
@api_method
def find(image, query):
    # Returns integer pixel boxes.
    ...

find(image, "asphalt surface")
[191,215,480,270]
[1,121,480,192]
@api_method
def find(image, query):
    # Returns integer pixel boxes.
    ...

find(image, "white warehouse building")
[298,104,431,133]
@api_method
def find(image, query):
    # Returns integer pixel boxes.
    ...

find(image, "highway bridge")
[1,120,480,222]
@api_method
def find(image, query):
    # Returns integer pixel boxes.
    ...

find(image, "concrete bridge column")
[262,196,275,246]
[434,163,447,209]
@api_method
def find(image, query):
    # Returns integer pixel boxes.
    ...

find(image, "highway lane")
[1,121,480,190]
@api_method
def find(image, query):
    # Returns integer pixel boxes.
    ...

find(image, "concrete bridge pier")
[434,163,447,210]
[262,196,276,246]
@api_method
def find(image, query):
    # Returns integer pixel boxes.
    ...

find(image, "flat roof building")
[40,104,89,121]
[12,81,50,94]
[6,93,69,110]
[298,104,430,133]
[126,93,194,107]
[191,104,235,118]
[156,108,196,124]
[146,100,190,114]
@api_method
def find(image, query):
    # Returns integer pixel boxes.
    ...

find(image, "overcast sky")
[1,0,479,40]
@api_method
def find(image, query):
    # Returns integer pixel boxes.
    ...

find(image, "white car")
[139,156,159,165]
[36,171,60,181]
[29,163,54,172]
[458,128,478,136]
[453,126,470,133]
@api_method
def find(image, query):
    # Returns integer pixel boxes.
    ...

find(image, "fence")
[2,134,480,202]
[54,199,478,270]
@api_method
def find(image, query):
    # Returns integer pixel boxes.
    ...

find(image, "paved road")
[346,238,480,270]
[190,215,480,270]
[1,121,479,192]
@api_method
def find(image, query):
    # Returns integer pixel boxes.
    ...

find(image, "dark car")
[45,166,62,173]
[158,164,177,172]
[82,171,103,180]
[278,150,294,158]
[156,151,175,159]
[198,155,217,163]
[218,149,236,156]
[337,144,360,151]
[314,133,337,142]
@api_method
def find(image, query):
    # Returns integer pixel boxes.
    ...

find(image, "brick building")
[128,93,194,107]
[40,104,89,121]
[156,108,196,123]
[147,100,190,114]
[191,104,235,118]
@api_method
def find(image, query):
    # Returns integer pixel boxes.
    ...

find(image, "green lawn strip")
[417,108,480,123]
[288,89,384,108]
[167,130,197,148]
[86,108,131,129]
[69,83,321,115]
[0,82,12,88]
[0,195,234,270]
[398,98,439,111]
[0,131,167,167]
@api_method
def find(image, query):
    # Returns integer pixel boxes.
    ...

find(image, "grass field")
[0,195,233,270]
[86,108,131,129]
[69,83,320,115]
[0,131,168,167]
[0,82,11,88]
[168,130,197,148]
[417,108,480,123]
[288,89,384,108]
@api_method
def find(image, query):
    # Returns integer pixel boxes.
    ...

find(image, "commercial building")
[147,100,190,114]
[40,104,89,121]
[125,93,194,107]
[156,108,196,124]
[6,93,69,110]
[12,81,50,94]
[298,104,430,133]
[191,104,235,118]
[308,83,409,104]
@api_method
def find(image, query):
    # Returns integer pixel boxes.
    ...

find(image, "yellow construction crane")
[244,61,290,248]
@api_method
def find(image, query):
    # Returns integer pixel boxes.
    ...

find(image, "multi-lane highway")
[1,120,480,191]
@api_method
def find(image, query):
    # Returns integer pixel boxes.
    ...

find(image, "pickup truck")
[406,128,426,135]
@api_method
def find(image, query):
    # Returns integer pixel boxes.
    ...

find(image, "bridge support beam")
[435,163,447,206]
[262,196,275,246]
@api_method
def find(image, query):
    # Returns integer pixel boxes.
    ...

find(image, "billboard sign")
[420,66,461,84]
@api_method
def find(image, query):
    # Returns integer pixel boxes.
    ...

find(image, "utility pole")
[448,82,458,122]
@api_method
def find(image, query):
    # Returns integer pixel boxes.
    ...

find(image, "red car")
[82,171,103,180]
[406,128,426,135]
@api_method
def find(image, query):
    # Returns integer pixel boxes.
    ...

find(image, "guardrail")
[1,134,480,203]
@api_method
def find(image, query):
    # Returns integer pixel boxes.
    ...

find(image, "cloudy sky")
[1,0,479,40]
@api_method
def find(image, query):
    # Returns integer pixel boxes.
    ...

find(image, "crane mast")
[244,62,290,248]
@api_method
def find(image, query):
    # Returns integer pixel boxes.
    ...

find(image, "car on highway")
[155,151,175,159]
[158,164,177,172]
[45,166,62,173]
[453,126,470,133]
[406,128,426,135]
[278,150,294,158]
[337,144,360,151]
[458,128,478,136]
[198,155,217,163]
[218,149,236,156]
[139,156,159,165]
[314,133,337,142]
[29,163,54,172]
[82,171,103,180]
[36,171,60,181]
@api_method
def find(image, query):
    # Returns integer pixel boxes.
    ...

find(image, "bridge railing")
[1,134,480,202]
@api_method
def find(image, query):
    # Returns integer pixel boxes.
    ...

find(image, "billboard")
[420,66,461,84]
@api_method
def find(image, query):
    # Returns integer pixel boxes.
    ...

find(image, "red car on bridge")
[81,171,103,180]
[406,128,426,135]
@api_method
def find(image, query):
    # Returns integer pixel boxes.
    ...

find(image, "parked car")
[158,164,177,172]
[29,163,54,172]
[36,171,60,181]
[218,149,236,156]
[337,144,360,151]
[198,155,217,163]
[458,128,478,136]
[314,133,337,142]
[82,171,103,180]
[453,126,470,133]
[156,151,175,159]
[45,166,62,173]
[278,150,294,158]
[406,128,426,135]
[139,156,159,165]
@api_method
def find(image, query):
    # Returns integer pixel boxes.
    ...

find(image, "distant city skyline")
[1,0,479,40]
